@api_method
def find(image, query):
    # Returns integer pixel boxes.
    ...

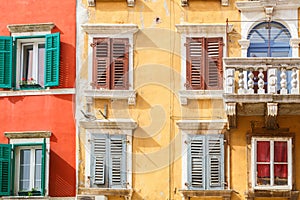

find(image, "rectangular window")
[186,37,223,90]
[91,134,127,188]
[92,38,129,90]
[187,134,224,190]
[0,33,60,89]
[252,137,292,190]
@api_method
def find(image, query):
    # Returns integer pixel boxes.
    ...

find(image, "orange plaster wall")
[0,95,76,196]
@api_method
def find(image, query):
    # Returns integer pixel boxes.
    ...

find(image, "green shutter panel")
[111,39,129,90]
[92,134,107,186]
[109,135,127,188]
[205,38,223,90]
[207,135,224,189]
[187,135,205,189]
[0,144,11,196]
[186,38,204,90]
[44,33,60,87]
[0,37,12,88]
[93,38,110,89]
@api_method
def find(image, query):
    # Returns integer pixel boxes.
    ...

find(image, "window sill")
[84,89,136,105]
[179,90,224,105]
[2,197,48,199]
[0,88,75,97]
[179,189,233,200]
[78,187,132,197]
[246,190,299,200]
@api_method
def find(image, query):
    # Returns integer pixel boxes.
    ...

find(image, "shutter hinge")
[90,43,96,48]
[184,140,190,144]
[184,43,187,47]
[185,182,190,187]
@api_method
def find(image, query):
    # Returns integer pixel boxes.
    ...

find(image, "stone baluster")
[280,68,287,94]
[247,69,254,94]
[238,70,245,94]
[291,68,299,94]
[267,68,277,94]
[257,68,265,94]
[225,68,235,94]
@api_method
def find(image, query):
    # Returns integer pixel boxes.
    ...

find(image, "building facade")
[0,0,76,199]
[76,0,300,200]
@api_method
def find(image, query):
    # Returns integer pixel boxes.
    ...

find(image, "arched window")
[247,21,291,57]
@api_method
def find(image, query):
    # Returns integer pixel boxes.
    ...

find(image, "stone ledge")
[0,88,75,97]
[178,90,224,105]
[176,24,233,34]
[223,94,300,103]
[78,188,132,197]
[80,119,137,130]
[177,119,227,130]
[179,189,233,200]
[7,23,55,33]
[84,90,136,105]
[4,131,51,139]
[82,24,138,35]
[246,190,299,200]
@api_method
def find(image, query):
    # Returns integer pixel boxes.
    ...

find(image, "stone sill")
[246,190,299,200]
[2,197,48,200]
[82,24,138,35]
[179,189,233,199]
[0,88,75,97]
[84,89,136,105]
[179,90,224,105]
[80,119,137,130]
[223,94,300,103]
[176,119,227,131]
[78,188,132,197]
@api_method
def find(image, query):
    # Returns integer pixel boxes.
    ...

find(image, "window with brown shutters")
[92,38,129,90]
[186,37,223,90]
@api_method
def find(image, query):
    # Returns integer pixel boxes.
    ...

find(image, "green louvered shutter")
[109,135,127,188]
[0,144,11,196]
[0,37,12,88]
[44,33,60,87]
[207,135,224,189]
[187,135,205,189]
[91,134,107,187]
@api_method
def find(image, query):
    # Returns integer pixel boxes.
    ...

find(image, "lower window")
[252,137,292,190]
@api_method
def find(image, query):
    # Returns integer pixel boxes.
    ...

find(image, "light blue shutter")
[109,135,127,188]
[207,135,224,189]
[44,33,60,87]
[91,134,107,186]
[0,144,11,196]
[187,135,205,189]
[0,36,12,88]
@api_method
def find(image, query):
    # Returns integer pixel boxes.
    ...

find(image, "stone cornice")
[176,120,227,130]
[7,23,55,33]
[175,24,233,34]
[5,131,52,139]
[84,90,136,105]
[80,119,137,130]
[82,24,139,35]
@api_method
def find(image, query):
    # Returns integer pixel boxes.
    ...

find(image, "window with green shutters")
[187,134,224,190]
[91,134,127,188]
[0,142,47,196]
[0,33,60,90]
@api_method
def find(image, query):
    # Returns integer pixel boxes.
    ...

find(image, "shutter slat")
[0,36,12,88]
[94,38,110,88]
[93,136,106,185]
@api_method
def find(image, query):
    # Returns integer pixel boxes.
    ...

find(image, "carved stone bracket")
[265,103,278,130]
[88,0,135,7]
[226,103,236,128]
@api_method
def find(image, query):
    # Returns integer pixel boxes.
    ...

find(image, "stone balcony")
[223,57,300,128]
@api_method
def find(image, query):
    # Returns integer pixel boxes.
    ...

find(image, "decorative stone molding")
[78,188,132,200]
[178,90,223,105]
[84,90,136,106]
[80,119,137,130]
[7,22,55,33]
[87,0,135,7]
[226,103,236,128]
[245,190,299,200]
[181,0,228,7]
[82,24,139,35]
[176,24,233,35]
[176,119,227,131]
[224,57,300,67]
[236,0,300,11]
[179,190,233,200]
[265,102,278,129]
[238,39,250,50]
[5,131,51,139]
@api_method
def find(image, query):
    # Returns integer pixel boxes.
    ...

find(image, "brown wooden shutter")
[111,38,129,90]
[93,38,110,89]
[186,38,205,90]
[205,37,223,90]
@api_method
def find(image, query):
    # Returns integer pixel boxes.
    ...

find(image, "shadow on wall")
[48,150,76,197]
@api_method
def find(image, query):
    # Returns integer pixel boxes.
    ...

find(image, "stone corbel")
[88,0,95,6]
[127,0,135,7]
[265,103,278,130]
[226,103,236,128]
[264,6,274,21]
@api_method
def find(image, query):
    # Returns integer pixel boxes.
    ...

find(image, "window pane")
[34,149,42,190]
[274,141,287,162]
[257,141,270,162]
[274,164,288,185]
[19,149,31,191]
[257,164,270,186]
[22,45,34,83]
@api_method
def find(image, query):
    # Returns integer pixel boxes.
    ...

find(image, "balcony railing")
[223,57,300,102]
